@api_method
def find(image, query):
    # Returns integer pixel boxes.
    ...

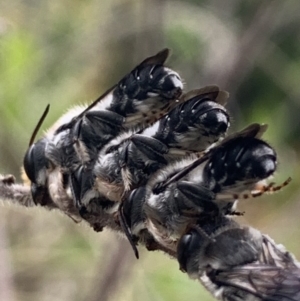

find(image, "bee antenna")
[192,225,216,243]
[29,104,50,147]
[228,177,292,200]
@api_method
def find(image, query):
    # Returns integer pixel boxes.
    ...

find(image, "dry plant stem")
[0,220,16,301]
[0,175,57,208]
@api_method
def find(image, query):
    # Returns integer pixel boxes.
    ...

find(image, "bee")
[177,214,300,301]
[123,123,290,252]
[22,49,184,218]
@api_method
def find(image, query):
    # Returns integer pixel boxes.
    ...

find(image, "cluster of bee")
[1,49,299,301]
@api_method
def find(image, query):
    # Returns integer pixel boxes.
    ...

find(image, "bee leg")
[227,210,245,216]
[176,181,218,214]
[144,235,177,257]
[122,186,147,235]
[72,110,125,159]
[82,168,98,200]
[69,171,82,208]
[46,169,81,221]
[71,165,97,210]
[78,204,104,232]
[119,135,168,192]
[31,183,49,206]
[84,110,124,129]
[250,177,292,197]
[122,186,178,257]
[130,135,169,163]
[71,118,83,142]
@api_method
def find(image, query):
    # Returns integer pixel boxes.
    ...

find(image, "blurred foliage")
[1,1,300,301]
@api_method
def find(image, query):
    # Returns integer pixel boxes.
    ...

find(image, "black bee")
[177,214,300,301]
[123,123,290,252]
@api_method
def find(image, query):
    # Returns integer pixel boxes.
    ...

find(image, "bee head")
[23,105,50,205]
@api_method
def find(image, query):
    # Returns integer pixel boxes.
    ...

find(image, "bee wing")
[219,123,268,146]
[212,264,300,301]
[71,48,171,119]
[260,235,300,269]
[237,123,268,139]
[55,48,180,135]
[179,85,229,106]
[139,48,170,66]
[210,235,300,301]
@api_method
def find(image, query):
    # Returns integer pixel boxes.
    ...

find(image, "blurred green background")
[1,1,300,300]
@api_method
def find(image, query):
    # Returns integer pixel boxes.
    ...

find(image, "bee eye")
[23,145,36,183]
[177,233,192,272]
[23,139,48,185]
